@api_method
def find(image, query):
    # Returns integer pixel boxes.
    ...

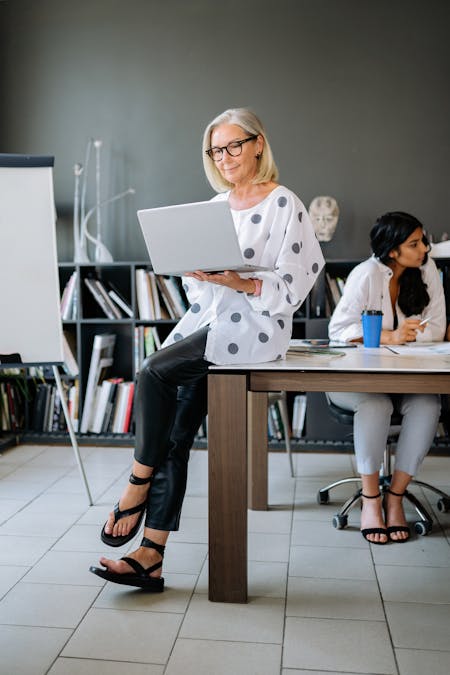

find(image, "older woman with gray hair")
[90,107,324,590]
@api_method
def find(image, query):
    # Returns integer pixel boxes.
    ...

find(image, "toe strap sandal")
[101,473,152,547]
[90,537,165,591]
[360,492,388,545]
[385,488,411,542]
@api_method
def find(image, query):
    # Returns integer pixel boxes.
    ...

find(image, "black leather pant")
[134,326,210,531]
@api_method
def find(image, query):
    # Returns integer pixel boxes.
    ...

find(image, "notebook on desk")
[137,199,271,276]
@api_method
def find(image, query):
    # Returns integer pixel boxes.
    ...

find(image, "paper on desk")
[386,342,450,356]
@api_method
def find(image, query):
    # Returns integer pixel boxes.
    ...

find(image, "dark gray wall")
[1,0,449,262]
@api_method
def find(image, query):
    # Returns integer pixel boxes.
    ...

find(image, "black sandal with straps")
[101,473,152,547]
[90,536,165,591]
[360,492,388,545]
[385,488,411,542]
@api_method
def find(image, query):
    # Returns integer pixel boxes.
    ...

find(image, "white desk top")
[210,345,450,374]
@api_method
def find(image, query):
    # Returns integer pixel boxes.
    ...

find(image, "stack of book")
[89,378,135,434]
[83,276,133,319]
[80,334,116,433]
[0,379,24,432]
[30,380,79,433]
[135,269,187,320]
[134,325,161,375]
[267,399,286,441]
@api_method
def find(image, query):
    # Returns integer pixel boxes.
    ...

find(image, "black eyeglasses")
[206,135,258,162]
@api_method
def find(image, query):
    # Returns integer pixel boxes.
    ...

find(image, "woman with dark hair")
[89,108,324,589]
[328,211,445,544]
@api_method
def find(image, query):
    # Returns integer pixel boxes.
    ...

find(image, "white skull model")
[309,196,339,242]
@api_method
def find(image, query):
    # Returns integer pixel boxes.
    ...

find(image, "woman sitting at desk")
[328,211,445,544]
[89,107,324,589]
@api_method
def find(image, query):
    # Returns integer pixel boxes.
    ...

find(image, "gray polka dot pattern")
[231,312,241,322]
[228,343,239,354]
[183,283,189,293]
[258,332,269,343]
[276,354,282,360]
[277,319,285,329]
[292,242,300,254]
[283,273,293,284]
[278,196,287,207]
[173,333,183,342]
[262,311,270,317]
[191,303,201,313]
[286,294,292,304]
[298,212,303,222]
[312,262,319,273]
[251,214,262,224]
[244,248,255,259]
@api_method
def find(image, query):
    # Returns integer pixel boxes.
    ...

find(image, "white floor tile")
[248,531,290,562]
[48,658,164,675]
[0,625,72,675]
[195,558,288,598]
[286,576,384,620]
[0,533,57,565]
[289,544,376,581]
[0,581,99,628]
[166,638,282,675]
[62,607,182,663]
[385,601,450,651]
[377,564,450,603]
[94,572,197,612]
[23,549,108,586]
[180,594,285,643]
[283,616,396,673]
[395,648,450,675]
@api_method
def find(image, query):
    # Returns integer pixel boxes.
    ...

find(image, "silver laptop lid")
[137,199,270,276]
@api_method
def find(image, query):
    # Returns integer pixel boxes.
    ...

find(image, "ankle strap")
[361,492,381,499]
[129,472,152,485]
[387,488,405,497]
[141,536,165,556]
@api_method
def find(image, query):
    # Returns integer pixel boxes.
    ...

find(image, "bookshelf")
[2,258,449,451]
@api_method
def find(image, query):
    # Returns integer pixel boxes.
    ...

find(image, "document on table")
[385,342,450,356]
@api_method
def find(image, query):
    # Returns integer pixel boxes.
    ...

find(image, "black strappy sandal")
[90,536,165,591]
[385,488,411,543]
[101,473,152,547]
[360,492,388,545]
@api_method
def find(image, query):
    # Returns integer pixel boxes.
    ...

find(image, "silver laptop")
[137,200,271,276]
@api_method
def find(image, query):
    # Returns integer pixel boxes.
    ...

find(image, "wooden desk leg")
[208,373,248,603]
[248,391,268,511]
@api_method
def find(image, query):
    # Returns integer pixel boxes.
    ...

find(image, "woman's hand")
[382,318,425,344]
[185,270,256,294]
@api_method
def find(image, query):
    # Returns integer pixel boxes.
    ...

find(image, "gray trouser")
[327,392,441,476]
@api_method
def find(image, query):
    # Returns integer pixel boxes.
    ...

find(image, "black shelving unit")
[4,257,449,453]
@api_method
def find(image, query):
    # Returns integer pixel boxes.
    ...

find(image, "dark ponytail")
[370,211,430,316]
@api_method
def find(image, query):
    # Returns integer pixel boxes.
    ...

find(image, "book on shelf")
[94,279,123,319]
[62,331,79,377]
[135,268,155,320]
[80,333,116,433]
[60,270,78,320]
[162,276,187,317]
[292,394,307,438]
[107,282,133,318]
[84,277,119,319]
[111,381,134,433]
[155,275,177,319]
[90,377,122,434]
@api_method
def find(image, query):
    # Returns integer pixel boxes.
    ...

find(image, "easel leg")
[52,366,93,505]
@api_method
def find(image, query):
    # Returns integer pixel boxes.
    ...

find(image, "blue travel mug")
[361,310,383,347]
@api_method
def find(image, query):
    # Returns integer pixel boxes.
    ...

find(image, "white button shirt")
[162,185,325,364]
[329,255,446,343]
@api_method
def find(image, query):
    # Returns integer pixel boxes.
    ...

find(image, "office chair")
[268,391,294,477]
[317,396,450,535]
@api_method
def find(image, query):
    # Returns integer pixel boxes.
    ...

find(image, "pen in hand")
[418,315,433,327]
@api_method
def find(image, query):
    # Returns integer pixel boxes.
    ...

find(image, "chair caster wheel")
[414,520,432,536]
[317,490,329,505]
[332,514,348,529]
[437,497,450,513]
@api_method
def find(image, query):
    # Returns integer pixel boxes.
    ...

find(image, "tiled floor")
[0,443,449,675]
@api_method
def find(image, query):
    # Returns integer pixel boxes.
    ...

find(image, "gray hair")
[202,108,279,192]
